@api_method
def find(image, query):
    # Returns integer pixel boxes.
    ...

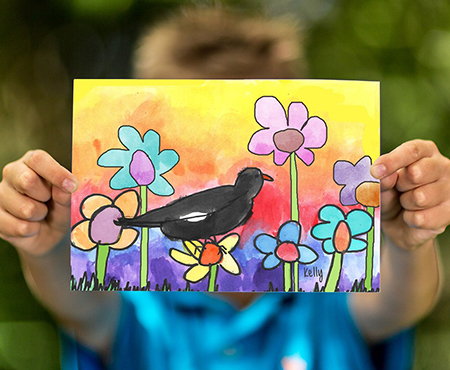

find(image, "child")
[0,8,448,370]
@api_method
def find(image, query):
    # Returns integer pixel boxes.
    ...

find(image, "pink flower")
[248,96,327,166]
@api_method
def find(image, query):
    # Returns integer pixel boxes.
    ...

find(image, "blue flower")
[311,205,373,254]
[254,221,318,269]
[98,126,179,196]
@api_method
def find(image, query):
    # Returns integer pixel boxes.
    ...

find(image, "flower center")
[355,182,380,207]
[199,242,223,266]
[273,129,304,153]
[89,206,124,245]
[333,221,351,253]
[275,241,299,262]
[130,150,155,186]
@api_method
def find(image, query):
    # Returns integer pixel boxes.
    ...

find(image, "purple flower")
[248,97,327,166]
[333,156,378,206]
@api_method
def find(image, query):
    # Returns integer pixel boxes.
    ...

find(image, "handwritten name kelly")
[304,267,323,283]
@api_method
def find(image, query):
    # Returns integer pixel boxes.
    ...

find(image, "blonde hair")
[133,7,305,79]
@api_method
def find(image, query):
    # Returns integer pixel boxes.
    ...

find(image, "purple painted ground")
[71,228,380,292]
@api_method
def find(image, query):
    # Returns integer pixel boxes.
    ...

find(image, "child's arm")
[350,140,449,342]
[0,150,120,360]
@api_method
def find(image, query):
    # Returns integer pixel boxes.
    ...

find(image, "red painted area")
[275,242,299,262]
[199,243,223,266]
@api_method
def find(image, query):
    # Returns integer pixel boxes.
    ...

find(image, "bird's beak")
[262,173,274,182]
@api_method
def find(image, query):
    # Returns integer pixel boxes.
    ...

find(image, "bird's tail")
[115,217,161,228]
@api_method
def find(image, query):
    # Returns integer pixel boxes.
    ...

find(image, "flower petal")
[255,96,287,129]
[71,220,97,250]
[218,233,240,252]
[110,167,138,190]
[347,238,368,253]
[273,149,290,166]
[355,156,376,181]
[346,209,373,236]
[262,253,281,269]
[318,205,345,223]
[254,234,277,254]
[322,239,335,254]
[97,149,131,167]
[185,264,210,283]
[80,194,112,219]
[170,249,198,265]
[248,129,276,156]
[110,228,139,250]
[155,149,179,175]
[287,102,308,130]
[339,186,358,206]
[278,221,301,244]
[311,222,334,240]
[147,175,175,196]
[114,189,140,218]
[220,253,241,275]
[141,130,161,159]
[301,117,327,148]
[333,160,354,185]
[183,240,202,259]
[118,126,143,150]
[295,147,314,166]
[298,245,319,264]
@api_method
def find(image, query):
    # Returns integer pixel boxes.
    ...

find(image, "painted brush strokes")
[71,79,380,292]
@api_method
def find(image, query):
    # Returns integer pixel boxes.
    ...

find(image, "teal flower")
[311,205,373,254]
[98,126,179,196]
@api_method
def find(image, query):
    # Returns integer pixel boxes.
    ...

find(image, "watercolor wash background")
[71,79,380,292]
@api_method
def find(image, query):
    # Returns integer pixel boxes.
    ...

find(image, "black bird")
[116,167,273,240]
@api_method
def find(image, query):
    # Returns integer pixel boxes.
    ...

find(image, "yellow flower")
[170,234,241,283]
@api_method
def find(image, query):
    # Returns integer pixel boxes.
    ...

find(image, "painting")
[71,79,380,292]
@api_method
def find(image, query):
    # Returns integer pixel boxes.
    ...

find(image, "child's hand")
[0,150,78,256]
[371,140,450,250]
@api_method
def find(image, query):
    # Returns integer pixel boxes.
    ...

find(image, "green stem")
[324,252,343,292]
[290,153,299,222]
[365,206,375,291]
[140,185,149,289]
[283,263,292,292]
[208,264,218,292]
[290,153,300,292]
[96,245,110,288]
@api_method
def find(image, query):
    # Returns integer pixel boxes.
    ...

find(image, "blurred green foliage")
[306,0,450,157]
[1,0,450,369]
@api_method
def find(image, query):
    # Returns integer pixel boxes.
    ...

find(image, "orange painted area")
[334,221,351,253]
[355,182,380,207]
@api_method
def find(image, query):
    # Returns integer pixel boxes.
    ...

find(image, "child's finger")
[0,183,48,221]
[5,161,52,202]
[379,188,402,221]
[371,140,436,179]
[379,172,399,192]
[0,207,41,238]
[51,185,72,207]
[399,180,448,211]
[403,203,450,230]
[22,150,78,194]
[395,157,442,193]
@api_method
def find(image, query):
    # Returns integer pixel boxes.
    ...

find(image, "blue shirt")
[61,293,414,370]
